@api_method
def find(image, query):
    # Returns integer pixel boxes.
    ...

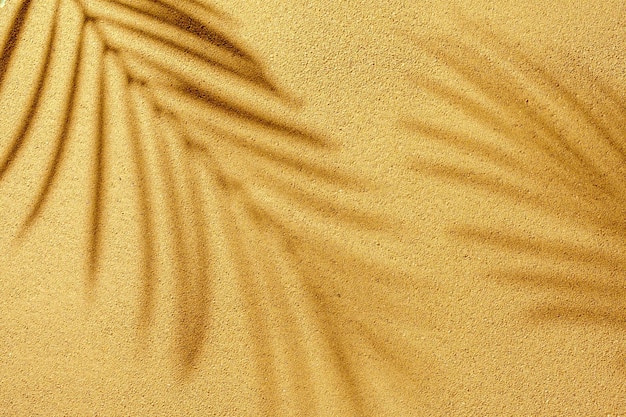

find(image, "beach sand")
[1,0,625,415]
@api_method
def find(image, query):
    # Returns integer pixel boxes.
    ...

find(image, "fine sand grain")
[1,0,625,415]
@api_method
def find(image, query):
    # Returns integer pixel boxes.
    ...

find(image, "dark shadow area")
[405,18,626,360]
[0,0,34,85]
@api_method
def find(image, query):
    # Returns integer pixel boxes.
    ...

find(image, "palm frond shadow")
[406,20,626,344]
[0,0,393,403]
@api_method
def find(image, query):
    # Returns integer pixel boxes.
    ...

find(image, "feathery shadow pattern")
[406,20,626,337]
[0,1,414,414]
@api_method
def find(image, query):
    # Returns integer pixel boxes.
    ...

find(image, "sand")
[1,0,625,415]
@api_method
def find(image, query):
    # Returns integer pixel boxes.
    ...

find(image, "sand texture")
[1,0,625,415]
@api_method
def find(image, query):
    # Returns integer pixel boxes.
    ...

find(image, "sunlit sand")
[1,0,625,415]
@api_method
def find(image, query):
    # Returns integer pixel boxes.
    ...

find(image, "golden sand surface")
[1,0,625,415]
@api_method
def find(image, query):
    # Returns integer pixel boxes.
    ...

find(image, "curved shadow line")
[453,226,626,271]
[110,45,320,144]
[0,0,34,85]
[0,2,58,181]
[88,44,107,278]
[155,110,210,369]
[21,23,86,232]
[124,81,158,334]
[529,305,626,331]
[93,12,263,85]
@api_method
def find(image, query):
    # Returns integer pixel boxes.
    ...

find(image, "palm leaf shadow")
[0,1,395,410]
[405,19,626,343]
